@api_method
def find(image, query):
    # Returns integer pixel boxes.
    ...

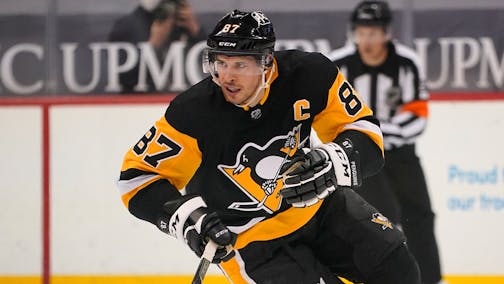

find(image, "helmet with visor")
[203,10,275,78]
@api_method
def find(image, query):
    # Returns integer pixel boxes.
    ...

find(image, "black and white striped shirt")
[329,41,429,150]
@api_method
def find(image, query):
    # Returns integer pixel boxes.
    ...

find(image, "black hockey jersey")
[329,41,429,150]
[118,50,383,250]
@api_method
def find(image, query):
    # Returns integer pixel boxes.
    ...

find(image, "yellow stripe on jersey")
[219,255,250,284]
[119,115,202,206]
[220,203,322,282]
[234,201,323,250]
[312,71,384,154]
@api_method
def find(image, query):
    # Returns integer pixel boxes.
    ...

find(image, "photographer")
[108,0,205,93]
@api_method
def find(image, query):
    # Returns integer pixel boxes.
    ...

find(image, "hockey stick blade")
[191,240,218,284]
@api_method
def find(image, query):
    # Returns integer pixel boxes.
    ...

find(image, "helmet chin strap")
[235,62,275,108]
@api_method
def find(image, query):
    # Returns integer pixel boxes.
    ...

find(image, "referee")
[329,1,443,284]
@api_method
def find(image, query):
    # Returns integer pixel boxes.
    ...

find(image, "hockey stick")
[191,240,218,284]
[258,145,299,207]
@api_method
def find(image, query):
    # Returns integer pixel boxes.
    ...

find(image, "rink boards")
[0,96,503,283]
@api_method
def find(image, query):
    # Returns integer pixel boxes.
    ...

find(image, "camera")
[153,0,183,20]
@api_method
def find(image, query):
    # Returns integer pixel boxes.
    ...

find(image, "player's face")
[214,55,263,105]
[353,26,389,65]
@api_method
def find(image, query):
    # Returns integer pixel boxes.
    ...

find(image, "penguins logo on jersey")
[371,213,393,230]
[218,124,307,213]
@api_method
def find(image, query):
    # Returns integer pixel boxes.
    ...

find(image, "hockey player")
[329,1,443,283]
[118,9,420,283]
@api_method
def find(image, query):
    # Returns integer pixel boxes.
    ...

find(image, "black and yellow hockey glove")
[280,141,361,208]
[157,194,236,263]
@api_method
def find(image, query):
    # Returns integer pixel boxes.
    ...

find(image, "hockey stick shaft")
[191,240,218,284]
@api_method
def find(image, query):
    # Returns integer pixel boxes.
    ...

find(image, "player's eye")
[235,62,248,69]
[215,60,227,68]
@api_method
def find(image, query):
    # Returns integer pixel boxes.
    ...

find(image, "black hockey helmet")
[203,10,276,76]
[207,10,275,54]
[350,1,392,28]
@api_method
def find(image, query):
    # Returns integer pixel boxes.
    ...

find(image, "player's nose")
[220,72,237,83]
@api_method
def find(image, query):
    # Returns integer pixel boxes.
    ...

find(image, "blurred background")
[0,1,503,283]
[0,0,502,95]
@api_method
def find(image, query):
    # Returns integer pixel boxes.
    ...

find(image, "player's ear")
[262,52,274,70]
[265,53,274,67]
[384,27,392,41]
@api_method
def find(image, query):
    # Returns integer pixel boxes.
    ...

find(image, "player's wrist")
[318,142,352,186]
[169,195,206,240]
[157,194,235,262]
[320,140,362,188]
